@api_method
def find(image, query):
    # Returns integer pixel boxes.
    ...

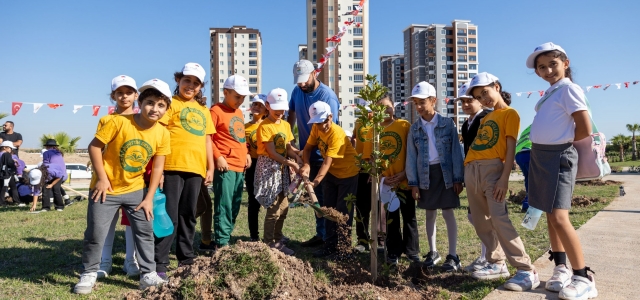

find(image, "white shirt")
[466,109,484,130]
[531,78,588,145]
[421,114,440,165]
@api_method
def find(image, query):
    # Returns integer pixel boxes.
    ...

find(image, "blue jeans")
[310,163,326,240]
[515,151,530,209]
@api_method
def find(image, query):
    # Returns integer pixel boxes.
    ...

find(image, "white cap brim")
[30,177,41,185]
[294,73,311,85]
[251,99,265,106]
[410,93,433,99]
[307,112,329,124]
[268,103,289,110]
[233,86,251,96]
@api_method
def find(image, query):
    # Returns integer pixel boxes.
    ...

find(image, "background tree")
[626,123,639,160]
[0,112,8,121]
[611,134,631,162]
[39,132,81,154]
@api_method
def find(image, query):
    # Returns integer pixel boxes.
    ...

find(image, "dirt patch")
[18,150,90,165]
[507,189,527,204]
[572,196,605,207]
[576,180,622,186]
[124,241,434,300]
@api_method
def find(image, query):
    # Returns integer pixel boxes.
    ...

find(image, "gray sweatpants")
[82,189,155,274]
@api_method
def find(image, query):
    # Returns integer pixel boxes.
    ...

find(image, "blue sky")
[1,0,639,148]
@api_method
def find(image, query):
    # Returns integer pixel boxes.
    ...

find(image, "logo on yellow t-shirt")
[471,120,500,151]
[180,107,207,136]
[379,131,401,160]
[119,139,153,172]
[317,137,328,156]
[229,116,246,143]
[357,126,369,143]
[248,130,258,151]
[273,132,287,156]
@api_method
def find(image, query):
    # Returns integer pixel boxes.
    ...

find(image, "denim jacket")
[406,114,464,190]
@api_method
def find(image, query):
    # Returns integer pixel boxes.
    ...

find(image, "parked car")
[66,163,92,179]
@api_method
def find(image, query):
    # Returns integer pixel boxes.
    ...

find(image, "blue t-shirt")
[289,82,340,163]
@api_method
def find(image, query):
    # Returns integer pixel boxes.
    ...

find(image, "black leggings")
[43,179,64,210]
[0,175,20,205]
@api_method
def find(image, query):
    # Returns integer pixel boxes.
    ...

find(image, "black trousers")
[386,189,420,256]
[154,171,202,272]
[322,173,358,251]
[245,158,260,240]
[355,173,371,245]
[43,179,64,210]
[0,175,20,205]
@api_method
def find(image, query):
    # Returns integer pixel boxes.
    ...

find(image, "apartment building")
[402,20,478,128]
[209,25,262,121]
[306,0,369,133]
[379,54,407,119]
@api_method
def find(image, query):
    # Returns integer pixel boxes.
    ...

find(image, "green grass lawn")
[0,181,617,299]
[609,160,640,167]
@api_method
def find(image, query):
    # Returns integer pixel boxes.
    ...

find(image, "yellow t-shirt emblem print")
[119,139,153,172]
[180,107,207,136]
[471,120,500,151]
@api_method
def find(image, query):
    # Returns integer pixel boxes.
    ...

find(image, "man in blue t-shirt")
[287,59,340,248]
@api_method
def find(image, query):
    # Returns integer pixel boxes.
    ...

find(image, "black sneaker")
[65,200,74,207]
[312,248,335,258]
[441,254,461,272]
[199,242,216,251]
[423,251,441,267]
[406,254,421,263]
[250,237,260,242]
[387,254,399,265]
[301,235,324,247]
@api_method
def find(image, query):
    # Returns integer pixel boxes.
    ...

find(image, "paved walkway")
[484,173,639,300]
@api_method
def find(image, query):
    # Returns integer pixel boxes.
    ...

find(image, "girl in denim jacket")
[406,81,464,272]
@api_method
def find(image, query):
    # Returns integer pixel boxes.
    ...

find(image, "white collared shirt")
[531,78,588,144]
[421,114,440,165]
[466,109,484,130]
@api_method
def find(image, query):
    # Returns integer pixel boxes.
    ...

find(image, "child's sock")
[442,209,457,256]
[425,210,437,252]
[552,251,567,267]
[125,225,137,262]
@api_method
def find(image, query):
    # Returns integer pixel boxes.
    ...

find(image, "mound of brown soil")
[576,180,622,186]
[507,189,527,204]
[572,196,604,207]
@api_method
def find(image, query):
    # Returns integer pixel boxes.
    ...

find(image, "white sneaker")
[464,256,487,272]
[139,272,167,290]
[123,258,141,277]
[546,264,572,292]
[504,270,540,292]
[471,262,510,280]
[96,261,112,278]
[74,272,97,294]
[559,274,598,300]
[17,203,26,207]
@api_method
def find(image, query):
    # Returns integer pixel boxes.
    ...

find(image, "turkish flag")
[108,106,116,114]
[539,91,544,96]
[92,105,101,116]
[11,102,22,115]
[47,103,63,109]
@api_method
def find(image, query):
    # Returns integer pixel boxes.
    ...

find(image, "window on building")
[354,63,363,71]
[441,47,446,52]
[458,55,466,62]
[469,64,477,70]
[313,31,316,38]
[354,86,362,93]
[220,70,224,74]
[249,51,257,57]
[447,38,453,44]
[458,73,467,79]
[441,38,445,43]
[447,56,453,61]
[447,30,453,35]
[457,37,466,43]
[470,56,477,61]
[249,77,257,84]
[249,43,257,48]
[312,19,316,26]
[457,46,465,52]
[328,29,333,35]
[353,40,363,48]
[441,29,446,34]
[249,86,257,93]
[469,38,476,44]
[469,47,476,52]
[441,91,447,96]
[353,28,363,36]
[348,88,353,93]
[220,52,224,56]
[354,75,363,82]
[249,33,256,40]
[249,60,257,66]
[441,65,446,70]
[441,55,446,61]
[249,69,257,75]
[328,18,333,23]
[328,5,333,11]
[441,82,446,87]
[469,29,476,35]
[312,8,316,15]
[219,43,223,48]
[447,47,453,52]
[313,42,316,49]
[447,65,454,70]
[220,61,224,65]
[441,74,447,78]
[396,79,400,83]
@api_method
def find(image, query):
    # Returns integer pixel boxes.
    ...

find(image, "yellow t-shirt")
[90,115,171,195]
[159,96,215,177]
[363,119,410,189]
[245,121,260,159]
[353,121,370,155]
[257,118,294,157]
[464,107,520,165]
[307,123,360,178]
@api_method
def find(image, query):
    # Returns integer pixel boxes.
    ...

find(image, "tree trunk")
[632,134,637,161]
[370,125,379,282]
[619,144,625,162]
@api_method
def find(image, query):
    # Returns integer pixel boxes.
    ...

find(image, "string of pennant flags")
[8,102,139,116]
[316,0,366,71]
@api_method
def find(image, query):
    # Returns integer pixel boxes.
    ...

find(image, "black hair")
[5,121,14,126]
[492,81,511,106]
[534,50,573,82]
[138,89,172,107]
[24,164,50,191]
[174,72,206,106]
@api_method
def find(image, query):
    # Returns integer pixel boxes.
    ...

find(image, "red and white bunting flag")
[633,81,639,85]
[33,103,44,113]
[133,107,140,114]
[403,101,408,105]
[92,105,101,116]
[108,106,116,114]
[527,92,532,98]
[538,91,544,96]
[586,86,593,92]
[516,92,522,97]
[73,105,83,114]
[48,103,63,109]
[12,102,22,115]
[615,83,621,89]
[593,85,602,89]
[624,82,630,88]
[603,84,611,91]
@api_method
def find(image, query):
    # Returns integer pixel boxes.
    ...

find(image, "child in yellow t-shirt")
[75,79,172,295]
[155,63,215,276]
[254,88,301,256]
[301,101,360,258]
[363,95,419,264]
[464,72,537,291]
[244,94,267,241]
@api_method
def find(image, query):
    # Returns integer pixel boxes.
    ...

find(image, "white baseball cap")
[28,169,42,185]
[111,75,137,92]
[266,88,289,110]
[526,42,567,69]
[0,141,15,149]
[466,72,500,96]
[457,83,472,99]
[251,94,267,106]
[410,82,436,99]
[307,101,332,124]
[182,62,206,83]
[138,79,173,100]
[223,75,251,96]
[293,60,316,84]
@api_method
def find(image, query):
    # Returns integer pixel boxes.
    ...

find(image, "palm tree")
[0,112,8,120]
[611,134,631,162]
[39,132,81,154]
[626,124,640,160]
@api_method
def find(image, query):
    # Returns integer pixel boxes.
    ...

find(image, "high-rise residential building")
[379,54,407,119]
[403,20,478,129]
[209,25,262,121]
[306,0,369,133]
[298,44,308,60]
